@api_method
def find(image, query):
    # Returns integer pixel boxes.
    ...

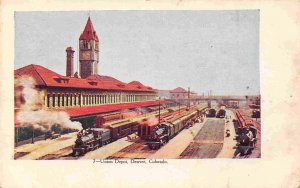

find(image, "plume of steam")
[15,76,82,131]
[146,117,159,126]
[135,107,149,114]
[17,110,82,131]
[121,107,150,118]
[121,110,140,118]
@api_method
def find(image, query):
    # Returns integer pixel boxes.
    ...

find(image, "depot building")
[14,17,166,129]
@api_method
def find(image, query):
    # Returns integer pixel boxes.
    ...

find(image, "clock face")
[81,51,90,60]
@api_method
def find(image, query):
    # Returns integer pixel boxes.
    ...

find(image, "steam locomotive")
[72,128,111,156]
[234,128,256,156]
[252,110,260,118]
[207,108,216,117]
[234,109,260,156]
[140,105,207,150]
[72,107,186,156]
[216,109,226,118]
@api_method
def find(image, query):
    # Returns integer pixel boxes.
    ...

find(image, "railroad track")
[180,119,225,159]
[37,145,76,160]
[107,140,156,159]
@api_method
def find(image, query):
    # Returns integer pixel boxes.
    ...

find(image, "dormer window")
[117,83,125,88]
[53,76,69,84]
[88,81,98,86]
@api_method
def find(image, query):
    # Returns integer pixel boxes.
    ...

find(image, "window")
[83,41,89,49]
[52,94,55,107]
[62,94,64,107]
[66,95,69,106]
[58,94,60,107]
[47,94,50,107]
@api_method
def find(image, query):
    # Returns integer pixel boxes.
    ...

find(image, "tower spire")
[79,16,99,42]
[78,17,100,79]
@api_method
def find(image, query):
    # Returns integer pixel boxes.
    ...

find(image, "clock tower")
[79,17,99,79]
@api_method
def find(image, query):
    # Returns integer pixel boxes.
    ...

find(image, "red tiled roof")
[79,17,99,42]
[128,81,153,90]
[59,100,167,118]
[170,87,188,93]
[86,74,123,83]
[15,64,156,92]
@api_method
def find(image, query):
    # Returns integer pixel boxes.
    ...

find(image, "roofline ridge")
[30,64,48,86]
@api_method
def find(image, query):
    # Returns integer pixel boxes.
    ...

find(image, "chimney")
[66,47,75,77]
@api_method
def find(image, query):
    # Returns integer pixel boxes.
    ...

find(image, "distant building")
[157,90,171,99]
[169,87,199,105]
[170,87,189,100]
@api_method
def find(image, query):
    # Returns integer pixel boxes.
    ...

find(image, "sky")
[15,10,259,96]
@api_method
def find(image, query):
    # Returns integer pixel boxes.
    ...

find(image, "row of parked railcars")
[72,106,188,155]
[138,104,208,150]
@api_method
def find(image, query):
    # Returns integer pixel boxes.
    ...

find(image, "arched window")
[58,94,61,107]
[83,41,89,49]
[62,94,64,107]
[47,94,50,107]
[74,94,77,106]
[70,94,73,106]
[66,94,69,106]
[79,94,81,106]
[52,94,56,107]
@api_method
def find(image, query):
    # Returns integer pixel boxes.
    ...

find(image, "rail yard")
[14,102,261,160]
[13,15,261,160]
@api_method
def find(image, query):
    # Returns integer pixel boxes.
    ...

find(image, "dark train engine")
[207,108,216,117]
[147,124,170,150]
[141,105,207,150]
[216,109,226,118]
[234,127,256,156]
[72,128,111,156]
[234,109,259,157]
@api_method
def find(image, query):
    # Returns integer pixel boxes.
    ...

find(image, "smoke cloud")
[15,76,82,131]
[146,117,159,126]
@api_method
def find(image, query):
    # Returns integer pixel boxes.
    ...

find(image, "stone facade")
[44,88,156,109]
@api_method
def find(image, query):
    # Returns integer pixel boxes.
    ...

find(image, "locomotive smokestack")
[66,47,75,77]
